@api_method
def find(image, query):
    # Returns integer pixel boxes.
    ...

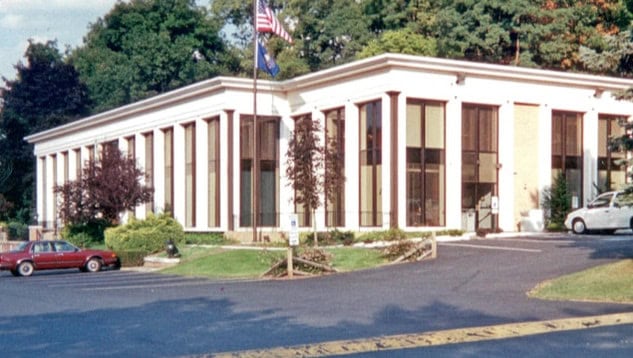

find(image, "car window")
[33,242,52,253]
[54,241,77,253]
[590,194,612,208]
[11,241,29,252]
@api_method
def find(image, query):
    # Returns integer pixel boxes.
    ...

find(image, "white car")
[564,191,633,234]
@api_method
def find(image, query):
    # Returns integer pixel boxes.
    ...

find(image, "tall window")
[126,136,136,160]
[406,100,445,227]
[462,105,498,230]
[73,148,81,178]
[240,116,279,227]
[598,115,627,191]
[163,127,174,215]
[552,111,583,206]
[359,100,382,227]
[325,107,346,227]
[144,132,154,213]
[184,123,196,227]
[207,117,220,227]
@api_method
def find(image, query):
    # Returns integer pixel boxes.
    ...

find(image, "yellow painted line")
[208,312,633,357]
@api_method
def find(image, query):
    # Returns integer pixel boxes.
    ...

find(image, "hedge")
[105,213,185,254]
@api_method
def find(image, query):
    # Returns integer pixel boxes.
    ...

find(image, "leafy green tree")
[0,40,89,223]
[71,0,240,113]
[542,172,572,230]
[357,28,437,58]
[54,145,153,240]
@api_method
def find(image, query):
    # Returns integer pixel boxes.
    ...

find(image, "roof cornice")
[26,53,633,144]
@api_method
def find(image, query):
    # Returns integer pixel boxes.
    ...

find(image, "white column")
[278,112,293,230]
[135,133,147,219]
[381,93,391,229]
[36,156,44,226]
[44,155,55,228]
[498,101,515,231]
[154,129,166,214]
[584,109,599,203]
[445,97,462,230]
[345,101,360,230]
[173,123,186,225]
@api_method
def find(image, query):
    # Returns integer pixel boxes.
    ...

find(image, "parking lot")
[1,233,632,357]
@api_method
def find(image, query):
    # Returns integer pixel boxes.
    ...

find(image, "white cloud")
[0,13,23,28]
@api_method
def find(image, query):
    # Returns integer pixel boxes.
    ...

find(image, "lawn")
[528,259,633,304]
[159,246,388,278]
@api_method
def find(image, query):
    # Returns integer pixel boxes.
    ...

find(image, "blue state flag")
[257,41,280,77]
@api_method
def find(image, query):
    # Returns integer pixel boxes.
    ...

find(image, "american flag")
[256,0,293,43]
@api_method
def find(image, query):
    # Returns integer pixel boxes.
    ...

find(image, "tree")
[71,0,240,113]
[357,28,437,59]
[542,172,572,229]
[54,145,153,238]
[286,116,324,246]
[0,40,89,223]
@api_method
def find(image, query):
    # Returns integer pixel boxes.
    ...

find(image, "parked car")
[564,191,633,234]
[0,240,119,277]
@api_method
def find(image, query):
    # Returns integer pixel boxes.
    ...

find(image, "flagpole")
[252,0,259,243]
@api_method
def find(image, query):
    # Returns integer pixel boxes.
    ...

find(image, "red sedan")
[0,240,120,277]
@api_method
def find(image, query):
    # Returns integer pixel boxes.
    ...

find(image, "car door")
[582,193,614,229]
[53,241,84,268]
[611,192,633,228]
[31,242,57,269]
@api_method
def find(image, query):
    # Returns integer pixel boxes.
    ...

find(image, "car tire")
[10,269,19,277]
[17,261,34,277]
[85,258,102,273]
[572,219,587,234]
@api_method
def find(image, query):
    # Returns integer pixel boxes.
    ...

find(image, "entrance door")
[462,105,498,231]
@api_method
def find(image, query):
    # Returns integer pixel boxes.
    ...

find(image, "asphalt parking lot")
[1,233,632,357]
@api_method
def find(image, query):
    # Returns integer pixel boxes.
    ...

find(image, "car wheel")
[85,258,102,273]
[17,261,34,277]
[572,219,587,234]
[10,269,19,277]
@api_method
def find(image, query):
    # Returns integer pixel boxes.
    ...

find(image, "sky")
[0,0,209,82]
[0,0,123,80]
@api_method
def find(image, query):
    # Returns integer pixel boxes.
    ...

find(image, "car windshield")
[11,241,29,252]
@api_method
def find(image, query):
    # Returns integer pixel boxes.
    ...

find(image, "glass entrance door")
[462,105,498,231]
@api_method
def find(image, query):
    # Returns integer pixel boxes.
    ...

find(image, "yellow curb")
[209,312,633,357]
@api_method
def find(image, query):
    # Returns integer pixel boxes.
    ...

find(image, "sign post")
[287,214,299,278]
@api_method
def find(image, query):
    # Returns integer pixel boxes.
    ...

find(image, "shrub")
[115,250,147,267]
[105,213,184,254]
[61,221,109,243]
[66,232,97,248]
[8,221,28,240]
[301,229,355,246]
[357,228,407,243]
[185,232,233,245]
[542,172,572,229]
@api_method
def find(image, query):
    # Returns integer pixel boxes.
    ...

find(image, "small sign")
[490,196,499,214]
[491,196,499,214]
[288,213,299,246]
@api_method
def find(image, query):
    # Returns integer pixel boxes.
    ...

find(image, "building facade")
[25,54,633,237]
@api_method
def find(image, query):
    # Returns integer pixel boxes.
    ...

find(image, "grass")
[528,259,633,304]
[158,246,388,278]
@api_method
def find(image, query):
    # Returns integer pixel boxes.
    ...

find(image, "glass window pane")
[406,104,422,147]
[425,104,444,149]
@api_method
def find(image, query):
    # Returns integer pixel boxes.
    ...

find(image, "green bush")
[185,232,233,245]
[357,228,407,243]
[66,232,97,248]
[8,221,28,240]
[115,250,147,267]
[301,229,355,246]
[105,213,184,254]
[61,221,109,243]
